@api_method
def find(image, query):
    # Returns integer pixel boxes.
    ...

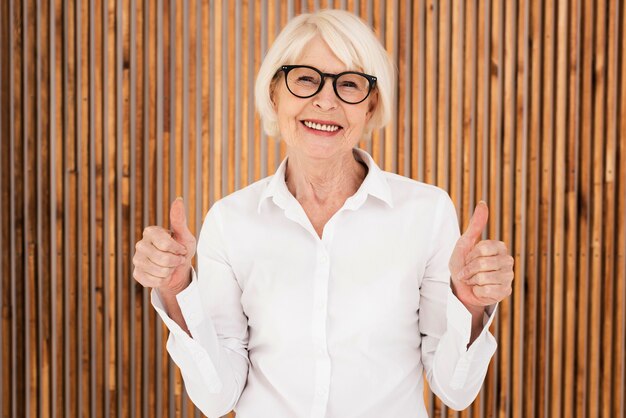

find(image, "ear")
[365,90,379,122]
[269,77,280,110]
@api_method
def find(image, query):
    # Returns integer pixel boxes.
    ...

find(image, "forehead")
[294,36,353,74]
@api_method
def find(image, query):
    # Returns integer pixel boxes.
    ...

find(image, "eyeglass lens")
[285,67,371,103]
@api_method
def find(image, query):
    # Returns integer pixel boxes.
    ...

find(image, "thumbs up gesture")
[448,202,514,310]
[132,197,197,295]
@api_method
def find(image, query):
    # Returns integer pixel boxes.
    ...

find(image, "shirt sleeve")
[151,202,250,417]
[418,192,498,411]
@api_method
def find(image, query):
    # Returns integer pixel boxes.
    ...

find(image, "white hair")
[254,9,395,138]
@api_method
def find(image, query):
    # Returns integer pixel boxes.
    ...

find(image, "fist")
[449,201,514,310]
[132,197,197,295]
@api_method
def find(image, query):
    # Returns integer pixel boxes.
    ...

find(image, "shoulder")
[381,170,452,207]
[211,175,273,213]
[199,175,274,240]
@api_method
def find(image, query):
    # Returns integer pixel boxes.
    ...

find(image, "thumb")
[169,197,192,244]
[461,201,489,246]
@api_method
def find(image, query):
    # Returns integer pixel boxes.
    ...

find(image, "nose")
[313,78,338,110]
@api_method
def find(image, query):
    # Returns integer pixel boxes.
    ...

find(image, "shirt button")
[317,347,325,356]
[317,387,328,396]
[320,254,328,264]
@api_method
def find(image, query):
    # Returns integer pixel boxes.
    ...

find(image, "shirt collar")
[257,148,393,213]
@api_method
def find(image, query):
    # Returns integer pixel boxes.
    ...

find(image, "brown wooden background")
[1,0,625,417]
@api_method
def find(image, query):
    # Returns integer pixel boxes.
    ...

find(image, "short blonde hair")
[254,9,395,138]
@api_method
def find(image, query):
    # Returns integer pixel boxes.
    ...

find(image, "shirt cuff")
[150,270,223,393]
[445,288,498,389]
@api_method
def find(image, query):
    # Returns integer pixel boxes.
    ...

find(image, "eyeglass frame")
[276,65,377,105]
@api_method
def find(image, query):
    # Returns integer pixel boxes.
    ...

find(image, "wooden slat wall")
[1,0,625,417]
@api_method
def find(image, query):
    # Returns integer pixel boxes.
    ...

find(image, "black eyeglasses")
[277,65,377,104]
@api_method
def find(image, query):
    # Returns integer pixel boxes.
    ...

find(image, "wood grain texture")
[2,1,625,417]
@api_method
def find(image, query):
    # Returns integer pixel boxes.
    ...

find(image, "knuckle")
[478,258,489,270]
[135,241,145,253]
[156,239,169,250]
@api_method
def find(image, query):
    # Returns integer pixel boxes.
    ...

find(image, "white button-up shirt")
[152,148,497,418]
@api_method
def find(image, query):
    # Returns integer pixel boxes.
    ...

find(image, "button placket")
[311,245,331,417]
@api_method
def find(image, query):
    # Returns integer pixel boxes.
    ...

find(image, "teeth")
[303,120,340,132]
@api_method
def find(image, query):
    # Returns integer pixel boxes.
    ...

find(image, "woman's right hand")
[132,197,197,295]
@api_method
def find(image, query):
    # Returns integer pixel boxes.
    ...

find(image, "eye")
[297,76,319,84]
[338,80,359,89]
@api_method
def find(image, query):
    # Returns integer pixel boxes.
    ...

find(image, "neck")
[284,150,367,205]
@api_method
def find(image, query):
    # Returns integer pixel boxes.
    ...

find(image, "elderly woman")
[132,9,514,418]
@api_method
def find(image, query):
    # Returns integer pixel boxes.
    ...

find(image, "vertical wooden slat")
[424,0,436,189]
[383,0,396,173]
[551,0,570,417]
[539,1,556,417]
[129,0,138,414]
[166,0,176,413]
[0,0,4,413]
[513,1,529,417]
[563,1,582,417]
[412,0,425,182]
[141,0,152,414]
[87,0,97,416]
[51,0,61,415]
[602,1,618,417]
[589,0,607,416]
[240,0,249,189]
[23,0,33,416]
[61,1,70,416]
[154,0,165,414]
[400,0,411,178]
[424,1,437,415]
[488,2,504,417]
[9,2,17,416]
[617,5,626,416]
[576,1,594,417]
[449,0,463,221]
[524,1,543,416]
[436,0,449,194]
[227,1,236,195]
[600,2,619,417]
[115,0,124,413]
[37,0,52,414]
[34,0,43,415]
[213,0,223,202]
[501,1,518,417]
[102,0,112,415]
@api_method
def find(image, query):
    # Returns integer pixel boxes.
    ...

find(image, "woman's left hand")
[448,202,514,313]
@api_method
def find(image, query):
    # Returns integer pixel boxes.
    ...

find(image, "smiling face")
[271,36,378,162]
